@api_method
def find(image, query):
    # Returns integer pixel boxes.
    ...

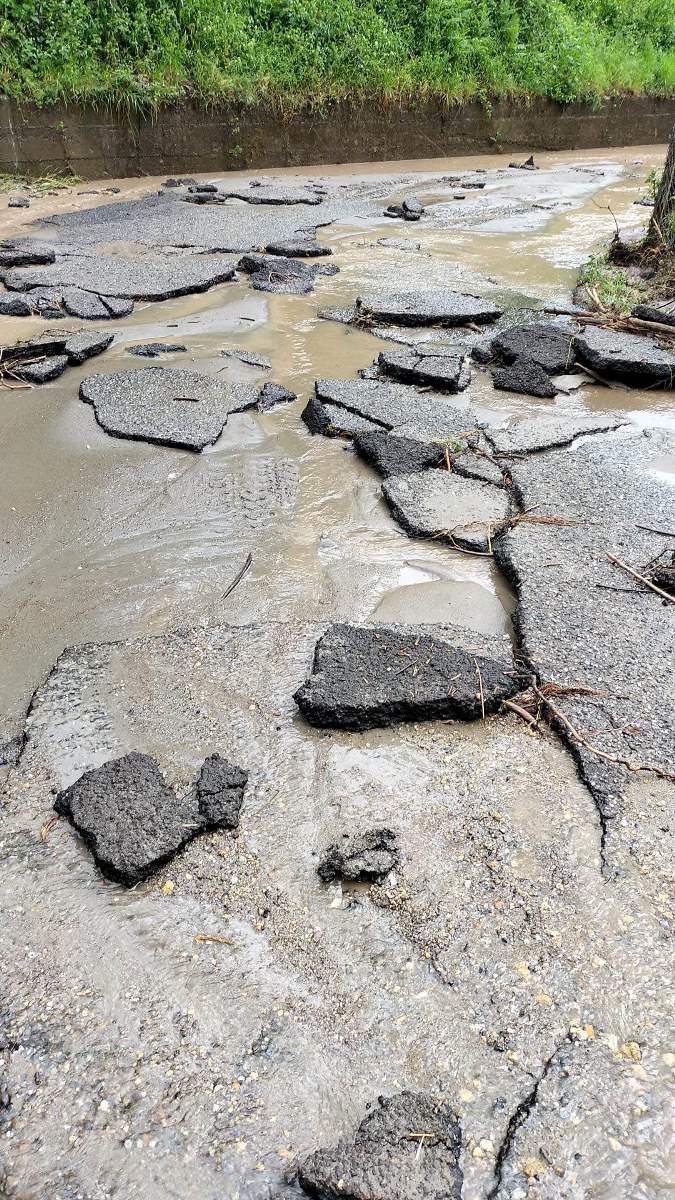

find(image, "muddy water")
[0,145,669,728]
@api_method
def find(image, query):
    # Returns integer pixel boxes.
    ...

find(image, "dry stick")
[607,553,675,605]
[542,306,675,339]
[222,552,253,601]
[194,934,234,946]
[531,683,675,783]
[503,698,540,730]
[39,813,61,841]
[636,523,675,537]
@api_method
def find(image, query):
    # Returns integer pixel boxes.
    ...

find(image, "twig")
[194,934,234,945]
[636,524,675,537]
[473,658,485,721]
[606,553,675,604]
[532,683,675,783]
[39,813,61,841]
[222,552,253,600]
[503,698,540,731]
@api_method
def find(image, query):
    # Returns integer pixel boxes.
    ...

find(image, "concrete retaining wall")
[1,95,673,180]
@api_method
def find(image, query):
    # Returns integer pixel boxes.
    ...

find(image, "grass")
[577,252,643,312]
[0,171,80,193]
[0,0,673,111]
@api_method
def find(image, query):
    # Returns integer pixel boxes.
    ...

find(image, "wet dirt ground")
[1,148,673,1199]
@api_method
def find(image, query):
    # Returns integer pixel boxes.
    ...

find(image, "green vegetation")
[577,252,643,312]
[0,0,673,111]
[0,172,79,192]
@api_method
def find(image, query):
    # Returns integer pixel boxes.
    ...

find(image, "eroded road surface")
[0,148,673,1200]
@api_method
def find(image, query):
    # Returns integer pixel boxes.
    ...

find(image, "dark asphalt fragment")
[382,468,510,552]
[257,381,297,411]
[128,342,188,358]
[237,252,335,295]
[0,733,25,767]
[221,347,272,368]
[265,239,331,257]
[79,367,257,451]
[8,197,29,209]
[0,248,55,269]
[297,1091,463,1200]
[491,357,558,399]
[54,751,247,886]
[3,254,236,301]
[305,378,477,445]
[355,290,502,327]
[0,294,33,316]
[13,355,69,384]
[63,330,114,366]
[377,347,471,392]
[353,430,446,477]
[318,829,399,883]
[294,623,517,730]
[18,285,134,321]
[574,326,675,387]
[491,323,576,374]
[194,754,248,828]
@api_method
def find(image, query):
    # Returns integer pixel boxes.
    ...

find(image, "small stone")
[318,829,399,882]
[8,196,30,209]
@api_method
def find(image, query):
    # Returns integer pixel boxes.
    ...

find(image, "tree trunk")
[650,120,675,248]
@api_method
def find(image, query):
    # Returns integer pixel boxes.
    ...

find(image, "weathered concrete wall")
[1,95,673,179]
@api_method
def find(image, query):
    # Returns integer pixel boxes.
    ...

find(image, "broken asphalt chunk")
[265,239,331,257]
[353,430,446,477]
[355,290,502,327]
[3,253,236,301]
[318,829,399,883]
[194,754,248,828]
[128,342,188,358]
[54,750,247,886]
[257,381,297,411]
[294,623,517,730]
[297,1090,463,1200]
[574,326,675,387]
[491,357,558,399]
[491,322,576,374]
[377,347,471,392]
[382,469,510,552]
[79,367,257,451]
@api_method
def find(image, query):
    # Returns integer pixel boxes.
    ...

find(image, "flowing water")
[0,145,669,728]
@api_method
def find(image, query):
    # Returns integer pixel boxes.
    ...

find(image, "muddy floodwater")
[1,147,674,1200]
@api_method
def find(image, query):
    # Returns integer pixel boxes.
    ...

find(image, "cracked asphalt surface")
[0,149,673,1199]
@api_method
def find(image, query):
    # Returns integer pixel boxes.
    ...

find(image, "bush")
[1,0,673,109]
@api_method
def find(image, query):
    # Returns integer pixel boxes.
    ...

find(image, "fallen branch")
[542,306,675,340]
[607,553,675,604]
